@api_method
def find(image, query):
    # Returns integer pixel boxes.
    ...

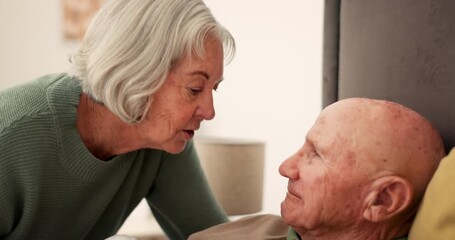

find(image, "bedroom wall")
[200,0,324,215]
[0,0,76,89]
[0,0,323,220]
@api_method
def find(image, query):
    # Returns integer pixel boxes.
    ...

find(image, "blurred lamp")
[194,137,265,215]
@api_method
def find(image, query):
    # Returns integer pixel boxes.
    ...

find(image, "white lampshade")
[194,137,265,215]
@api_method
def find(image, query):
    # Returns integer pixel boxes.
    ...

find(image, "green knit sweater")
[0,74,228,240]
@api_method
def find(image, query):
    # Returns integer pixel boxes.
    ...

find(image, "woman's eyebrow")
[190,71,209,79]
[190,71,224,83]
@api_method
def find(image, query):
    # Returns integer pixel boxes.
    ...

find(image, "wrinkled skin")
[136,38,224,154]
[279,98,445,240]
[77,37,224,159]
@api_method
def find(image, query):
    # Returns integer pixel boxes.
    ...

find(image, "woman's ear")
[362,176,413,222]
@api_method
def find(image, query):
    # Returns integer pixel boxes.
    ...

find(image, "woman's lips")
[183,130,195,139]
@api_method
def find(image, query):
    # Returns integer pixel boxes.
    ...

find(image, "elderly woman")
[0,0,235,239]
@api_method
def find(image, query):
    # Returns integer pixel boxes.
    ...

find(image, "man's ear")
[362,176,413,222]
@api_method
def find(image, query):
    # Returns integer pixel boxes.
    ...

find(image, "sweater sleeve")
[146,140,228,239]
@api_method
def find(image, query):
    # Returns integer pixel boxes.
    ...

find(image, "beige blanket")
[188,214,288,240]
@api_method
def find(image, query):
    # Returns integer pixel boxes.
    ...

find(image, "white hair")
[69,0,235,123]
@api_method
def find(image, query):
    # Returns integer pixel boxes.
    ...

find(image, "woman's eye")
[213,83,220,92]
[189,88,202,95]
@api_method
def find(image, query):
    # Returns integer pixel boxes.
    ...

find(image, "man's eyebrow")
[305,131,314,143]
[306,137,315,148]
[305,132,318,149]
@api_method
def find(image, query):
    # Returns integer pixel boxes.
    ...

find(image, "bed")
[322,0,455,238]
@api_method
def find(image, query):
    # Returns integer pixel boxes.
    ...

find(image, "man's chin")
[280,200,307,227]
[280,201,294,224]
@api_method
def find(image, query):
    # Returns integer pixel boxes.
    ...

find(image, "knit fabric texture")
[0,74,227,240]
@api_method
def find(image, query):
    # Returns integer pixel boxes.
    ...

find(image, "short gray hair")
[69,0,235,123]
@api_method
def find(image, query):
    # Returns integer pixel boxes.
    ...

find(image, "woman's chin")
[162,141,187,154]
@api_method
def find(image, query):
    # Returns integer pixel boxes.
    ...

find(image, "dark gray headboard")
[322,0,455,152]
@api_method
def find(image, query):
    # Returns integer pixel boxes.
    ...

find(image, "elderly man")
[189,98,445,240]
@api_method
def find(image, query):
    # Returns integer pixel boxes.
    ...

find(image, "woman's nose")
[197,92,215,120]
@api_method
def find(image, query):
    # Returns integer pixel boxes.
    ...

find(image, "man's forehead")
[311,110,344,135]
[306,116,325,139]
[307,114,340,145]
[309,106,364,151]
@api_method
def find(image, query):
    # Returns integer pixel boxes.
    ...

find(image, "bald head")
[319,98,445,195]
[279,97,445,238]
[279,98,445,238]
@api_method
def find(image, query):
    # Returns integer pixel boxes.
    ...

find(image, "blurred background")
[0,0,323,236]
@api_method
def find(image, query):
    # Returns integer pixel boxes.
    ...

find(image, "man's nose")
[279,156,299,180]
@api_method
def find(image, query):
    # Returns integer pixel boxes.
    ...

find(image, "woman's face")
[136,38,224,154]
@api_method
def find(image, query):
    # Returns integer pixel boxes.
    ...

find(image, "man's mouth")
[287,187,300,199]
